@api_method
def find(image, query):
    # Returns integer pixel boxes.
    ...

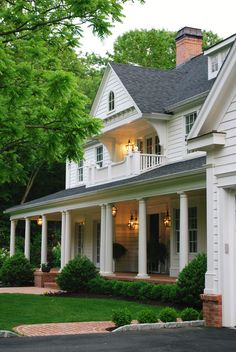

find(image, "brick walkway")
[14,322,115,336]
[0,287,60,295]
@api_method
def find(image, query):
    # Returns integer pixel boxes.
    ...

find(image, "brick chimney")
[176,27,203,66]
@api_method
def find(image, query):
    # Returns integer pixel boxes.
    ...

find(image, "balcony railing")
[86,151,166,187]
[140,154,165,172]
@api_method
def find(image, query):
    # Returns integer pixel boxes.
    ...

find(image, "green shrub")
[161,284,179,303]
[159,307,178,322]
[112,308,132,327]
[57,256,98,292]
[0,252,34,286]
[198,310,203,320]
[126,281,148,299]
[150,284,163,300]
[180,307,199,321]
[139,283,153,300]
[0,248,9,279]
[137,309,157,324]
[177,253,207,307]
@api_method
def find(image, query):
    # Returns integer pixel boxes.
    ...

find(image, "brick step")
[44,282,60,290]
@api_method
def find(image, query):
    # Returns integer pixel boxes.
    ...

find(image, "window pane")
[108,91,115,111]
[185,112,197,135]
[96,146,103,167]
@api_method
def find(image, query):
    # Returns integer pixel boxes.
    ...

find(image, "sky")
[80,0,236,56]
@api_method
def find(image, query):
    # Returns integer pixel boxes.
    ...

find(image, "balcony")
[86,151,166,187]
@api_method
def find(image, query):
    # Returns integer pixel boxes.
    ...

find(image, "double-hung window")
[78,160,83,182]
[185,111,197,135]
[96,145,103,167]
[174,207,198,254]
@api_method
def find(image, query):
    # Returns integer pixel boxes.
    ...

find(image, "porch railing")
[140,154,166,172]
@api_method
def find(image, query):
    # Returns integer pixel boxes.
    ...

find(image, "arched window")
[108,91,115,111]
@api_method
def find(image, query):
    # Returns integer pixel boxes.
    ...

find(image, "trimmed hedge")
[87,277,180,304]
[159,307,178,322]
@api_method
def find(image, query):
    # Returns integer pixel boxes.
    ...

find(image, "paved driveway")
[1,328,236,352]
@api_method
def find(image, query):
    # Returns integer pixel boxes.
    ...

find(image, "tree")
[0,0,144,185]
[111,28,221,69]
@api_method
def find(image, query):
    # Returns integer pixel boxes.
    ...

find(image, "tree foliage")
[112,28,221,68]
[0,0,143,185]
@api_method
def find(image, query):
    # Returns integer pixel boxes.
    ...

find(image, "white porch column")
[60,211,66,270]
[24,218,31,260]
[179,192,189,271]
[104,204,113,275]
[10,219,16,257]
[41,215,47,265]
[64,210,71,265]
[99,204,106,274]
[137,199,149,278]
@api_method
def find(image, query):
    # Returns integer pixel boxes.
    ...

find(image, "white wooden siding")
[94,70,134,120]
[66,144,110,189]
[215,94,236,174]
[167,115,185,161]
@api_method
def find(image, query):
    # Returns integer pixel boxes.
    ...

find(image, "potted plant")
[113,243,127,272]
[41,262,51,273]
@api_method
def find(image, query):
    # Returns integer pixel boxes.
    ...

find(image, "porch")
[34,269,176,290]
[8,175,206,286]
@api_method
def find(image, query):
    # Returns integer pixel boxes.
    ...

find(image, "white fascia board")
[188,132,226,151]
[204,35,236,56]
[188,39,236,139]
[110,67,142,117]
[142,112,172,121]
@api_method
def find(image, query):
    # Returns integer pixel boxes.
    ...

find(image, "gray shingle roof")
[6,156,206,213]
[110,55,215,113]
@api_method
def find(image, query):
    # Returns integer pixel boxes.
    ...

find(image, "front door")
[147,214,169,274]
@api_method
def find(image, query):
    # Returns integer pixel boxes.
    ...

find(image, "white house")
[5,27,236,328]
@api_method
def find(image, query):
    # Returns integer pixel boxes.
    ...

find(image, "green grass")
[0,294,164,331]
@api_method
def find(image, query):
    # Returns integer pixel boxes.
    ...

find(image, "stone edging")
[113,320,205,332]
[0,330,19,338]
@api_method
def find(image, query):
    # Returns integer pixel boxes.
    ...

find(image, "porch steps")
[43,282,60,290]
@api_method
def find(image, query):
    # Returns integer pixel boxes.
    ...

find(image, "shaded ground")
[1,328,236,352]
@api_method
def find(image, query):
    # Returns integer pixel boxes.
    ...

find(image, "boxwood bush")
[0,252,34,286]
[137,309,157,324]
[180,307,199,321]
[159,307,178,322]
[177,253,207,307]
[112,308,132,327]
[57,256,98,292]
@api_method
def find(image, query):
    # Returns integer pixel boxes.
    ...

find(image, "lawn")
[0,294,164,331]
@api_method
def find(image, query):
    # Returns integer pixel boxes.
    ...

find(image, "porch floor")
[102,272,177,284]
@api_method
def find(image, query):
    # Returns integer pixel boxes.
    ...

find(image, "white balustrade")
[86,152,165,186]
[140,154,165,172]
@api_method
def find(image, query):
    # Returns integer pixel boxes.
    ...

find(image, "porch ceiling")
[100,119,154,144]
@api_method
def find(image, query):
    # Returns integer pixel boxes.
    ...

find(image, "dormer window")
[211,55,218,73]
[108,91,115,111]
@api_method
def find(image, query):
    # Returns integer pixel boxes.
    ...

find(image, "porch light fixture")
[126,139,135,153]
[112,204,117,217]
[128,212,138,230]
[163,208,171,227]
[37,216,42,226]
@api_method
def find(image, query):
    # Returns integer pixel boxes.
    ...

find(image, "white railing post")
[132,151,141,175]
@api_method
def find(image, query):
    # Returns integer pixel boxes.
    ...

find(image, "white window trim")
[108,90,115,113]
